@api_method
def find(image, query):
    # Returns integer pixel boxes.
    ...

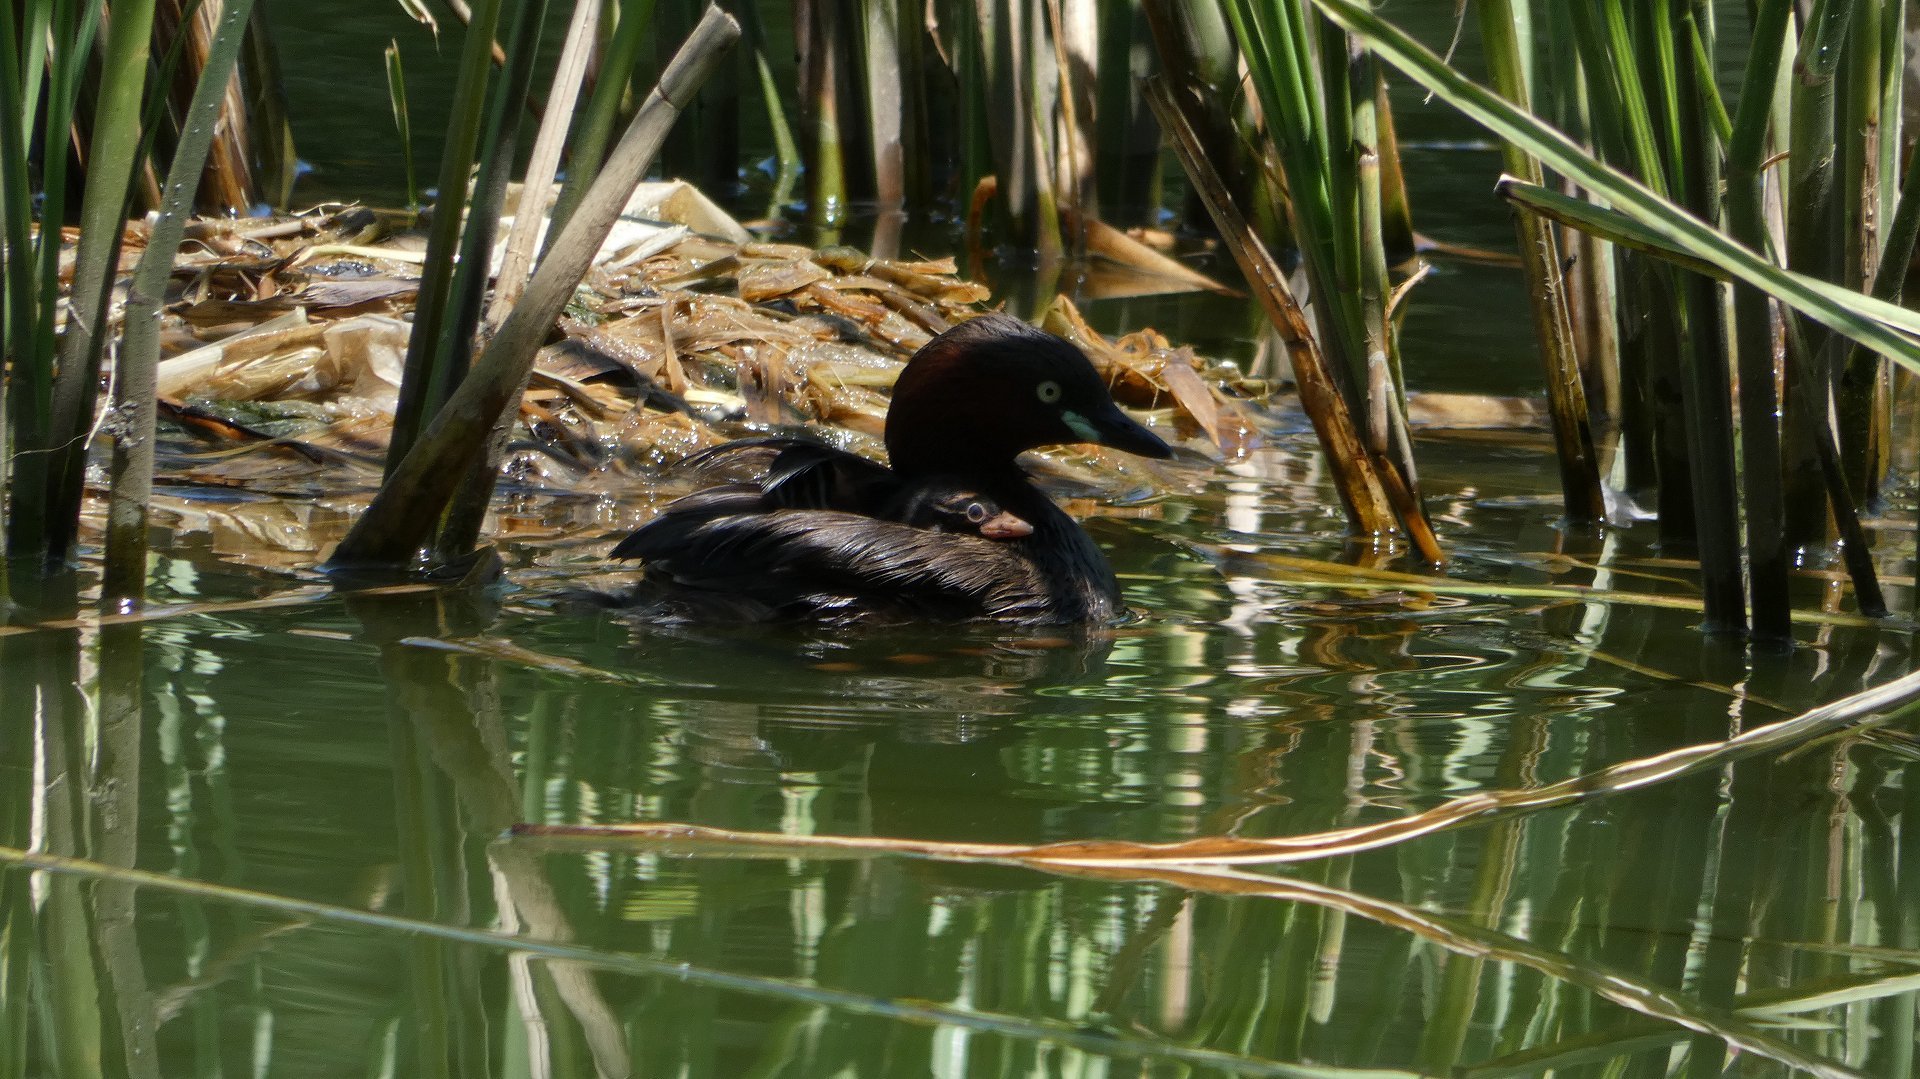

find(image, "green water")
[6,428,1917,1077]
[6,3,1920,1077]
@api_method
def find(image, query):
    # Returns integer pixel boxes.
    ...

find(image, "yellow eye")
[1036,380,1062,403]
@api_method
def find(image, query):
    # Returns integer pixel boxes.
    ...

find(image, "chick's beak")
[1063,401,1173,459]
[979,511,1035,539]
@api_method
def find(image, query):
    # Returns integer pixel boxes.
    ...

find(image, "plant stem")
[1476,0,1605,525]
[330,6,741,572]
[105,0,260,608]
[35,0,159,569]
[385,0,508,477]
[1725,0,1795,642]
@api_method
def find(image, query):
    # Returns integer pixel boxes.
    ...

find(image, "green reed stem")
[801,0,847,227]
[548,0,657,245]
[1837,0,1890,505]
[1725,0,1795,643]
[734,0,801,211]
[106,0,260,608]
[1668,0,1744,634]
[4,0,100,575]
[384,41,419,211]
[28,0,155,571]
[331,7,741,571]
[863,0,905,210]
[1476,0,1604,525]
[1782,0,1856,547]
[385,0,507,477]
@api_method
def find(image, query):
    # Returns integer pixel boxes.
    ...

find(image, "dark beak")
[1071,401,1173,459]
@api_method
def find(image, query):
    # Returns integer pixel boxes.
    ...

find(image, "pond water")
[6,4,1920,1079]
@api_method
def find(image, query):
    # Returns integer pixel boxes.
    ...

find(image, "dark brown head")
[895,480,1035,540]
[883,314,1172,477]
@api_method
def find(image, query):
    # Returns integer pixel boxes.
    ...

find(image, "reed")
[105,0,263,608]
[383,0,509,475]
[547,0,658,242]
[4,0,147,576]
[1474,0,1604,525]
[384,41,419,211]
[1316,0,1908,639]
[1146,1,1438,557]
[332,8,742,572]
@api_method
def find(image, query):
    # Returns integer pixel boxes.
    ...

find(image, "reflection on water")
[3,431,1917,1077]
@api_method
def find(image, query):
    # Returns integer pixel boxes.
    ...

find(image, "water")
[8,427,1916,1077]
[7,3,1920,1077]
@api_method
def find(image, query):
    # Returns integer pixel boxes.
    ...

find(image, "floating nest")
[119,183,1274,572]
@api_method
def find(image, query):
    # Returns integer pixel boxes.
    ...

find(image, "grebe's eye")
[1035,380,1062,404]
[966,502,990,523]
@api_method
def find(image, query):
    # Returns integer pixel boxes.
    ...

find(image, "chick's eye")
[1036,380,1062,404]
[965,502,990,523]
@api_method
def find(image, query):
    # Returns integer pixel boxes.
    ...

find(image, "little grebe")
[611,314,1171,623]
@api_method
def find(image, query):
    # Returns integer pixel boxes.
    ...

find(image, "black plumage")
[610,314,1171,624]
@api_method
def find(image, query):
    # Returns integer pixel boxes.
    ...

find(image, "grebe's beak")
[1063,400,1173,459]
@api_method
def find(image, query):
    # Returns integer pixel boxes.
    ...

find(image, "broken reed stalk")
[329,5,741,572]
[1474,0,1604,526]
[105,0,260,607]
[1144,77,1407,549]
[486,0,601,329]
